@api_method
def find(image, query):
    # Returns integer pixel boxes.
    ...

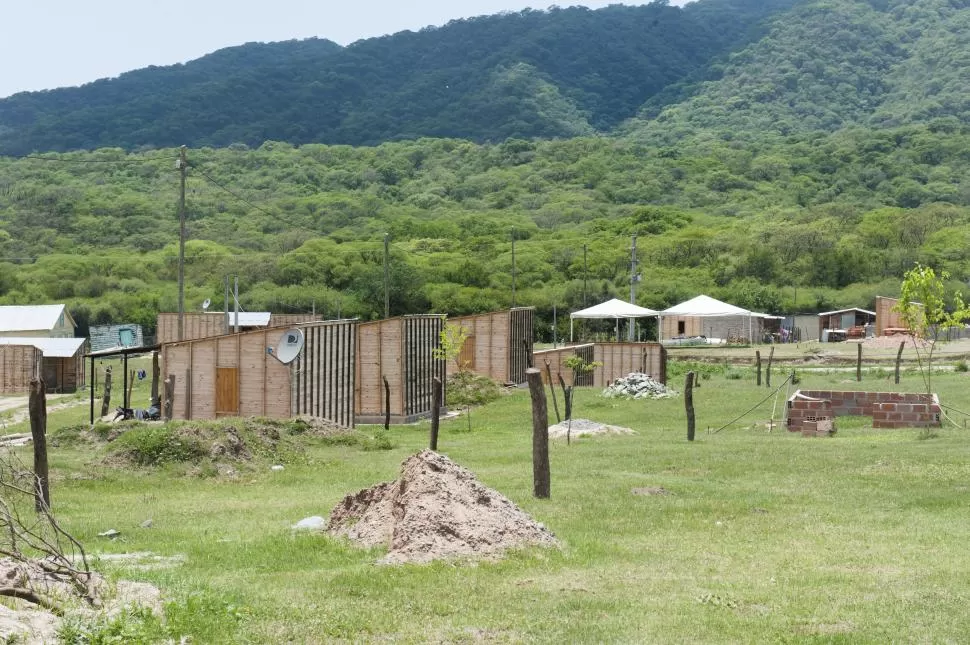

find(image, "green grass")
[15,367,970,642]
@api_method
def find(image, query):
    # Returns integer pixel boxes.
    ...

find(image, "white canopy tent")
[660,294,755,343]
[569,298,660,342]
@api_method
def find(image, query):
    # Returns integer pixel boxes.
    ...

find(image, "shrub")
[111,426,207,466]
[362,429,394,451]
[446,371,503,407]
[956,360,968,373]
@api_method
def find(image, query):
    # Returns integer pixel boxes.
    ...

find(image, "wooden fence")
[533,342,666,387]
[356,315,445,423]
[292,321,357,427]
[448,308,534,385]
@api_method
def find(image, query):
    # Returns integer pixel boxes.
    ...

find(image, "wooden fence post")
[766,346,775,388]
[29,378,49,512]
[544,360,561,424]
[163,375,175,421]
[383,376,391,431]
[856,343,862,381]
[755,351,762,386]
[100,367,112,417]
[557,374,573,446]
[430,377,441,451]
[895,341,905,384]
[151,352,160,403]
[526,368,550,499]
[685,371,696,442]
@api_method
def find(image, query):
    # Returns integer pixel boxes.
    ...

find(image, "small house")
[90,323,145,352]
[0,304,76,338]
[0,337,87,392]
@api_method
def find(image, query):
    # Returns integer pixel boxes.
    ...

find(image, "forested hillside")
[630,0,970,143]
[3,119,970,338]
[0,0,797,154]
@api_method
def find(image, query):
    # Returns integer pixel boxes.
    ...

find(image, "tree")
[894,263,970,394]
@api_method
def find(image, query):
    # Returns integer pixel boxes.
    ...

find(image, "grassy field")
[4,359,970,643]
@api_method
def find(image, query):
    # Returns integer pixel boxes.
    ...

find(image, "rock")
[140,519,153,528]
[602,372,676,400]
[98,529,121,539]
[291,516,326,531]
[271,464,284,471]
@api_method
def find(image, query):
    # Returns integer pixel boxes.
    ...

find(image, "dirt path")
[0,394,88,431]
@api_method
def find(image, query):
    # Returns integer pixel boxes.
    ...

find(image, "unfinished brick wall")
[787,390,940,432]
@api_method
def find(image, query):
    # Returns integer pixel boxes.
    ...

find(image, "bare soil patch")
[327,450,560,564]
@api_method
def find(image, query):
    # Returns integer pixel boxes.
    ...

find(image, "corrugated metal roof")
[0,337,86,358]
[817,308,876,317]
[223,312,272,326]
[0,304,67,332]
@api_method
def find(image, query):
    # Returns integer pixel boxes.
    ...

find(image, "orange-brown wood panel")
[216,367,239,416]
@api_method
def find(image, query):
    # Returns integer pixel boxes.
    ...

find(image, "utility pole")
[583,243,588,307]
[629,235,638,341]
[176,145,188,341]
[224,276,230,334]
[383,233,390,319]
[233,276,239,334]
[511,228,517,308]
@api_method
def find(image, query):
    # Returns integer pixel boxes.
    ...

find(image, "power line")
[192,167,281,220]
[10,152,174,164]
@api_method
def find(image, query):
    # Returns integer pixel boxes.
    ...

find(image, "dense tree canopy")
[0,0,798,154]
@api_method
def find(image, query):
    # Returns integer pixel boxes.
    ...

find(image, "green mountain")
[0,1,798,155]
[629,0,970,143]
[3,0,970,337]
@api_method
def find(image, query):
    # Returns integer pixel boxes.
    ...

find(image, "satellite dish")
[202,298,211,312]
[273,328,305,364]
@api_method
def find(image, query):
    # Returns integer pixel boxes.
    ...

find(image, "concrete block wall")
[786,392,835,436]
[787,390,940,431]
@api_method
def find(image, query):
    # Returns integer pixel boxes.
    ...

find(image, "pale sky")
[0,1,692,98]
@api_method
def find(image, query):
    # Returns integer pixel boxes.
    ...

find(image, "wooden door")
[216,368,239,417]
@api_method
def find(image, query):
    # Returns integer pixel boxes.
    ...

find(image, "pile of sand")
[327,450,559,564]
[547,418,636,439]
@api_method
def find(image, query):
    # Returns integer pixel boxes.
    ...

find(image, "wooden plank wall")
[0,346,41,394]
[157,313,321,344]
[294,321,356,427]
[161,328,293,421]
[448,311,509,382]
[594,343,667,386]
[533,345,595,386]
[356,315,445,421]
[875,296,909,336]
[660,316,703,339]
[447,308,534,384]
[356,318,404,417]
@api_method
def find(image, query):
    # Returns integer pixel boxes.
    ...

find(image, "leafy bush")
[362,429,394,451]
[111,426,207,466]
[446,372,503,407]
[956,360,968,373]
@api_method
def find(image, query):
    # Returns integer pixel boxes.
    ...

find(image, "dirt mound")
[327,450,559,564]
